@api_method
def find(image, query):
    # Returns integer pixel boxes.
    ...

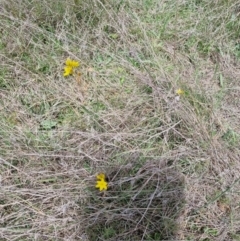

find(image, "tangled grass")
[85,161,185,240]
[1,0,240,240]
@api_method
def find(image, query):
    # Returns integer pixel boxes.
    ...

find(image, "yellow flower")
[96,173,106,181]
[63,66,73,77]
[176,88,184,95]
[96,179,108,191]
[65,58,80,67]
[95,173,108,191]
[63,58,80,77]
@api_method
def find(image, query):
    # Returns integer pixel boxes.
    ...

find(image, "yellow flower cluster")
[95,173,108,191]
[63,58,80,77]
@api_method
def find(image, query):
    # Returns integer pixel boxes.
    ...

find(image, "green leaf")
[40,120,58,130]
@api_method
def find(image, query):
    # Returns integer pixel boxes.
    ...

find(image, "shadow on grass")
[84,160,185,241]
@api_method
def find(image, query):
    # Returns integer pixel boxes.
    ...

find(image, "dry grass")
[1,0,240,240]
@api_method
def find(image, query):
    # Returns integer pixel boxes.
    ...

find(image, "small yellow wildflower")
[63,66,73,77]
[65,58,80,68]
[96,173,106,181]
[95,173,108,191]
[176,88,184,95]
[95,179,108,191]
[63,58,80,77]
